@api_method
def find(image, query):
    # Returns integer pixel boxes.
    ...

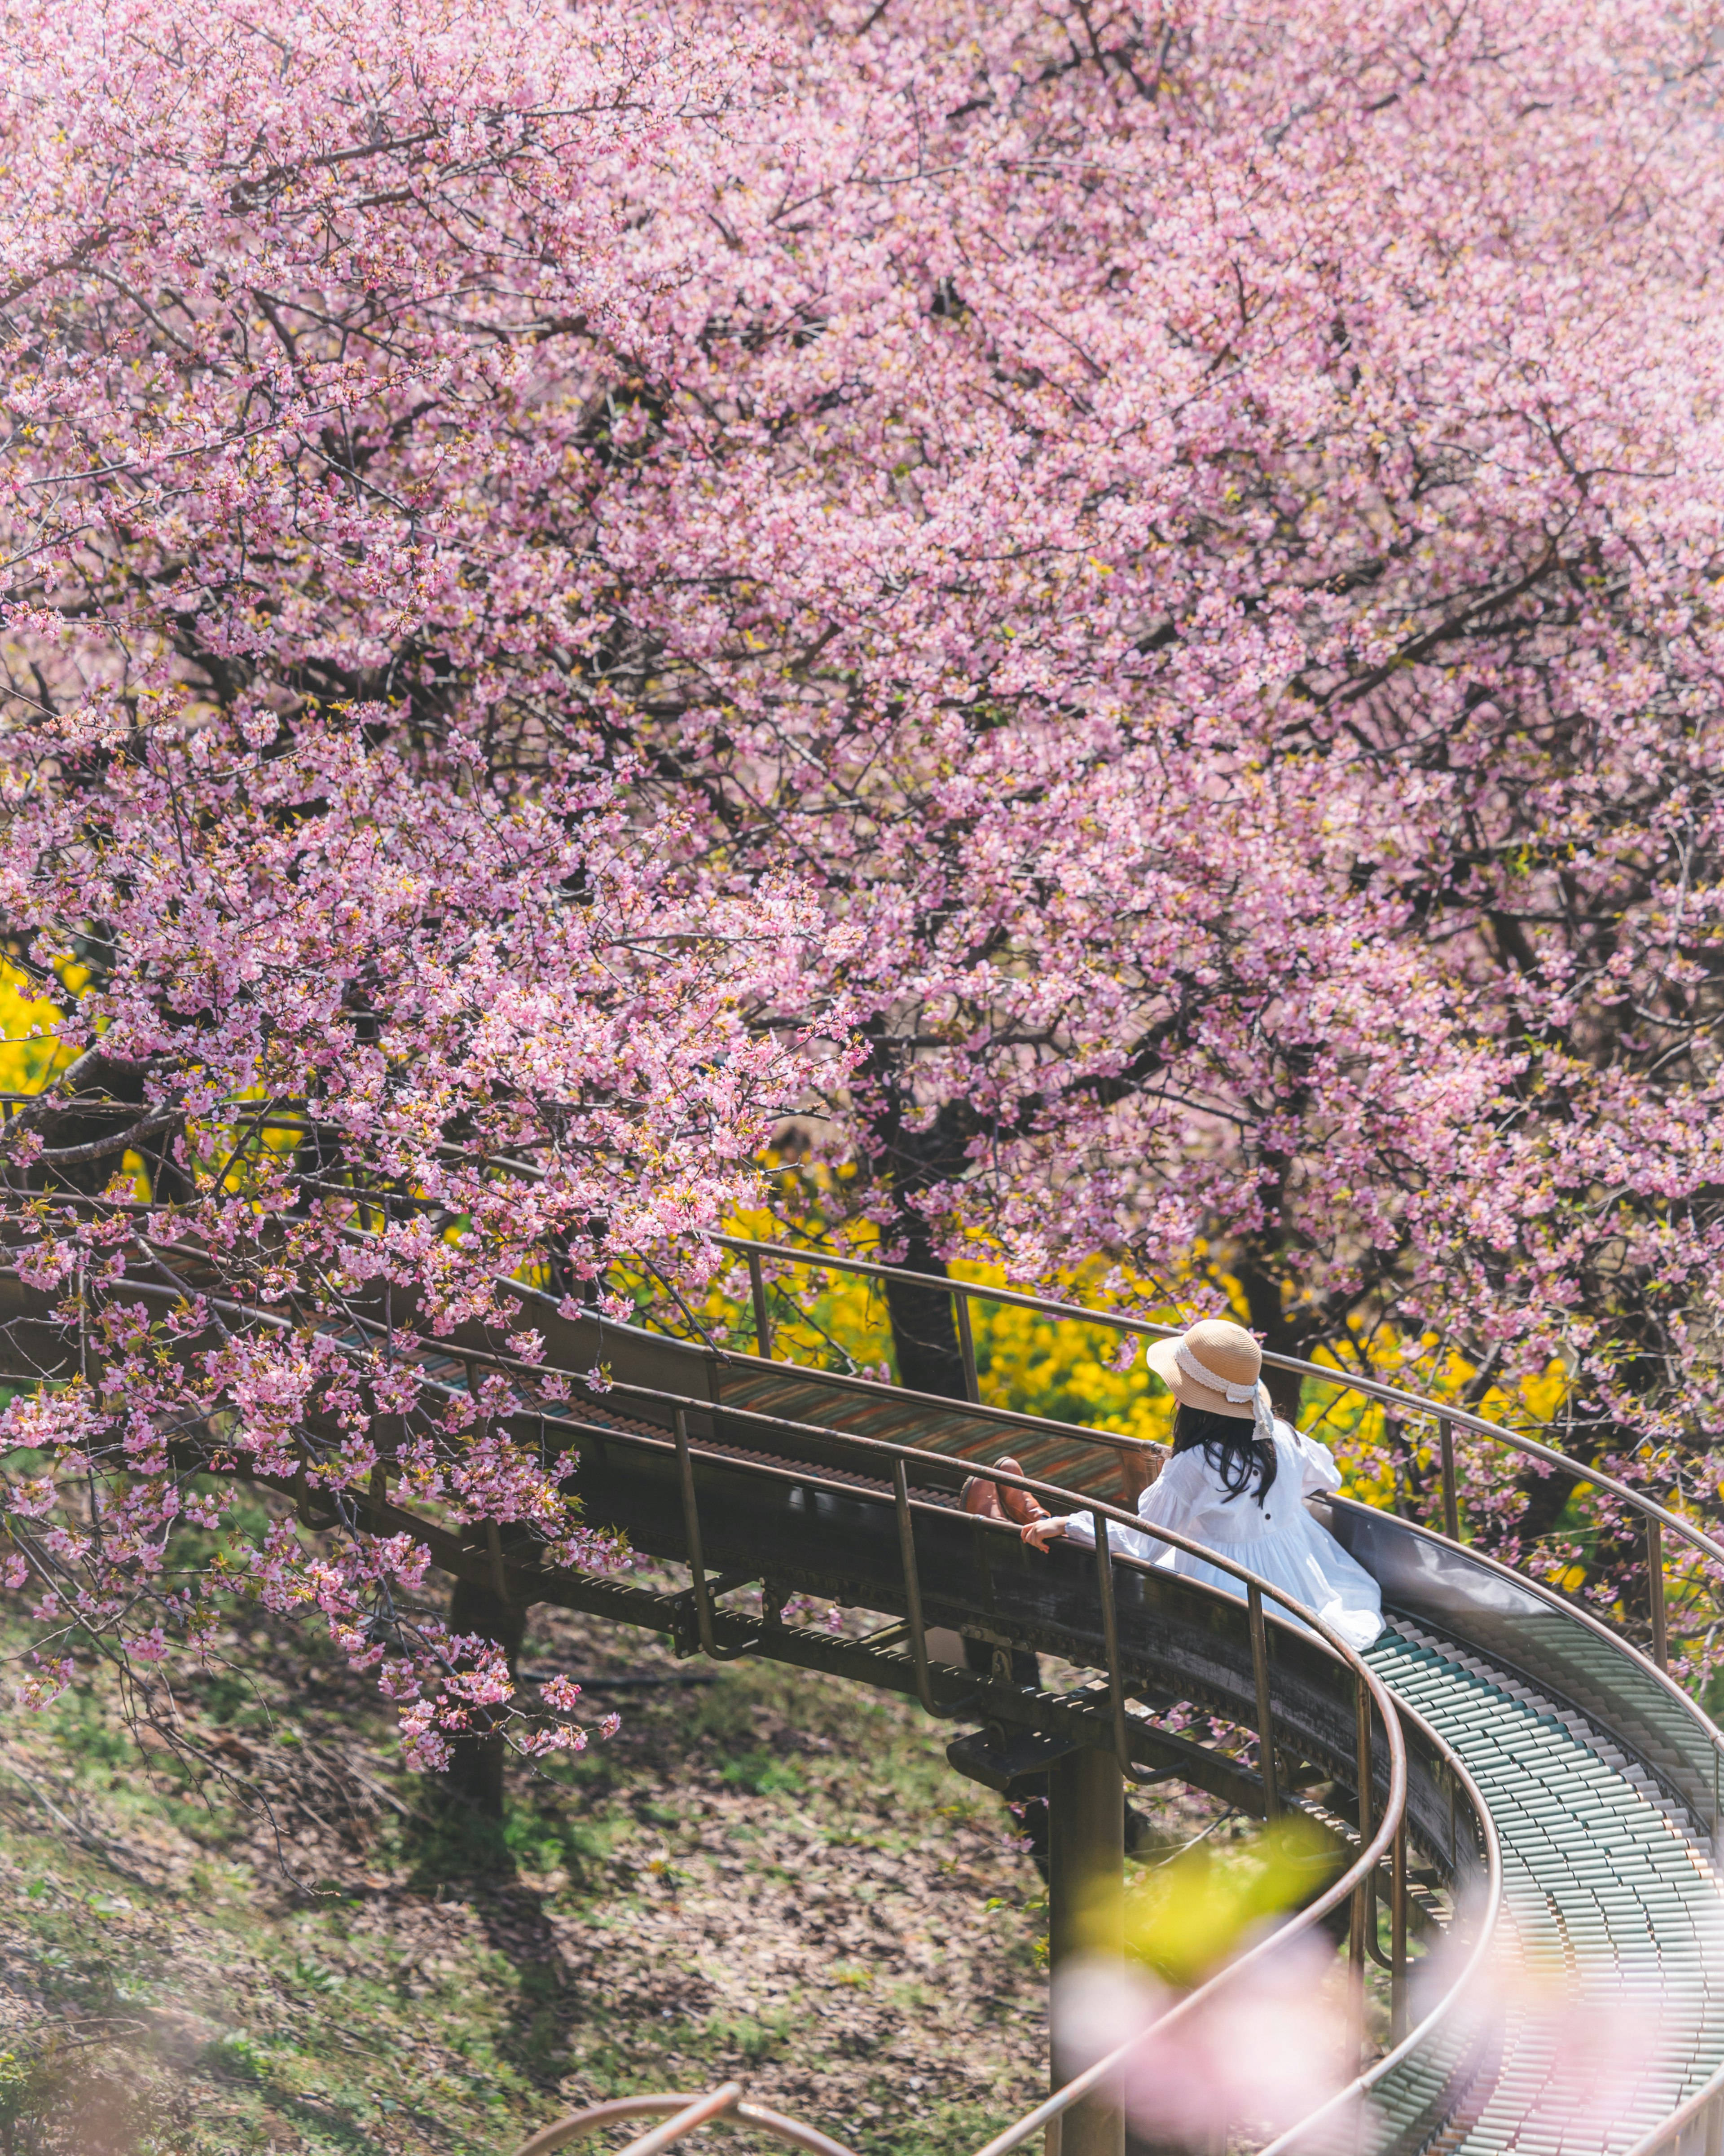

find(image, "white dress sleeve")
[1290,1426,1343,1496]
[1060,1452,1196,1565]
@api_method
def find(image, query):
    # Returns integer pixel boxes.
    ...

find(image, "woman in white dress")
[1020,1316,1384,1652]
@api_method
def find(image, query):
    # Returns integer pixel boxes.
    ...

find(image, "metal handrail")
[1,1255,1415,1891]
[0,1252,1417,1751]
[709,1235,1724,1665]
[971,1706,1498,2156]
[572,1371,1407,1834]
[1255,1743,1505,2156]
[487,1380,1490,2156]
[640,1292,1163,1461]
[424,1276,1722,2156]
[558,1389,1410,1843]
[515,2084,862,2156]
[600,1248,1724,1891]
[2,1217,1706,2147]
[692,1237,1724,2153]
[63,1273,1422,2156]
[498,1420,1427,2156]
[561,1412,1416,2141]
[0,1256,1485,2156]
[1619,2061,1724,2156]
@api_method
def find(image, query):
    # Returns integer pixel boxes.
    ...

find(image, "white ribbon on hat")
[1175,1341,1278,1449]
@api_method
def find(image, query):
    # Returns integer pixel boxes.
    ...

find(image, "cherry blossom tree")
[6,0,1724,1772]
[0,695,837,1794]
[594,0,1724,1631]
[0,0,844,1802]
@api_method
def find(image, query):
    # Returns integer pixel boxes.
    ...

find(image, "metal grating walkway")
[1366,1625,1724,2156]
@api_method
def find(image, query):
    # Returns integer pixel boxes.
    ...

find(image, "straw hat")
[1144,1317,1263,1422]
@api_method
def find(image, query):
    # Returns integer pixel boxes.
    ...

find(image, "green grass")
[0,1603,1070,2156]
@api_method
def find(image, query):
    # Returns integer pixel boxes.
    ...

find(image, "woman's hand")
[1020,1516,1067,1552]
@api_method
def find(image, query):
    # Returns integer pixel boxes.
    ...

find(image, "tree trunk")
[877,1215,1042,1688]
[882,1258,969,1398]
[443,1576,527,1819]
[1233,1235,1307,1422]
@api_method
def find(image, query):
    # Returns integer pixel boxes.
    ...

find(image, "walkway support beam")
[1047,1746,1125,2156]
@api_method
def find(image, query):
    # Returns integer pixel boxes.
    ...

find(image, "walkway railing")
[434,1342,1498,2156]
[0,1251,1447,2053]
[497,1371,1499,2156]
[499,1383,1490,2156]
[706,1235,1724,1674]
[590,1233,1724,2155]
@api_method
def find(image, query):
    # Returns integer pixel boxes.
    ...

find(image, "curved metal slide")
[524,1264,1724,2156]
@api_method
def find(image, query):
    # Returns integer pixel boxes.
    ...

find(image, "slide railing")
[701,1234,1724,1676]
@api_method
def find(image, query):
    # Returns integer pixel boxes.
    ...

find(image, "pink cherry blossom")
[4,0,1724,1761]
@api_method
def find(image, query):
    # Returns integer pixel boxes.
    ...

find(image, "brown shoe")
[961,1474,1007,1521]
[993,1456,1049,1526]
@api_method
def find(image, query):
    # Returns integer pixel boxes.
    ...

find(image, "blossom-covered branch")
[7,0,1724,1711]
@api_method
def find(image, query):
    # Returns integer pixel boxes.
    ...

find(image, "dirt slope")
[0,1599,1110,2156]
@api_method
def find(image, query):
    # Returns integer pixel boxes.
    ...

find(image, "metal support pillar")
[1349,1675,1374,2072]
[1047,1746,1126,2156]
[954,1287,981,1404]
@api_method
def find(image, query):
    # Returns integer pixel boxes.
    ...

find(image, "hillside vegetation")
[0,1592,1187,2156]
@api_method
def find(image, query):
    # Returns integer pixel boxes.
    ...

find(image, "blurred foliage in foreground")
[1121,1816,1342,1988]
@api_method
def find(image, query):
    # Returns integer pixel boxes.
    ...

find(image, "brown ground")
[0,1597,1227,2156]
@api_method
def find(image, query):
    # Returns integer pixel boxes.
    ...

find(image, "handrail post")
[675,1410,756,1662]
[1092,1518,1140,1782]
[1390,1815,1408,2044]
[1247,1582,1281,1824]
[1439,1415,1460,1541]
[892,1458,933,1711]
[893,1458,978,1719]
[1093,1517,1129,1762]
[1093,1515,1174,1792]
[892,1460,980,1719]
[954,1287,981,1405]
[676,1409,720,1658]
[747,1252,773,1360]
[1350,1672,1374,2062]
[1648,1517,1668,1669]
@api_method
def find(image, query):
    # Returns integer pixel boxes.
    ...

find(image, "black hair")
[1171,1402,1278,1508]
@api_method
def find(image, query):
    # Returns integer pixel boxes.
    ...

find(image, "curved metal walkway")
[540,1247,1724,2156]
[2,1245,1721,2156]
